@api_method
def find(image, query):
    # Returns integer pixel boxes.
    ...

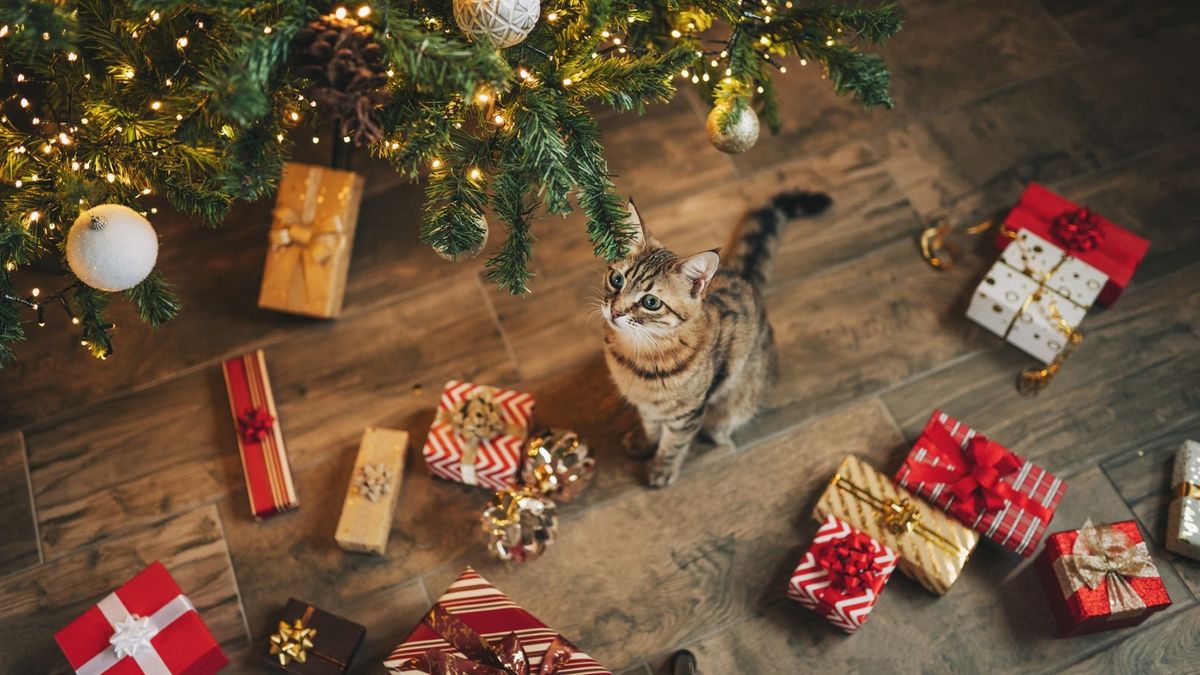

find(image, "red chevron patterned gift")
[788,515,898,634]
[422,380,534,490]
[896,410,1067,557]
[383,566,611,674]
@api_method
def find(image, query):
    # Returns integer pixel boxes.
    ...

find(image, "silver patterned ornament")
[522,429,595,502]
[433,214,489,262]
[480,487,558,562]
[705,101,759,154]
[453,0,541,49]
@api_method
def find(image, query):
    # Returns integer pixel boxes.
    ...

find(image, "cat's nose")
[610,307,625,320]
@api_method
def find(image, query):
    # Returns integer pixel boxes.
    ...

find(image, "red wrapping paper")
[222,349,298,519]
[1035,520,1171,636]
[383,567,610,674]
[787,515,897,634]
[422,381,533,491]
[996,183,1149,306]
[54,562,227,675]
[896,410,1066,557]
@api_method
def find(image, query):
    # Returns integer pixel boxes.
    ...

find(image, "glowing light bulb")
[176,36,188,48]
[334,6,348,19]
[142,188,152,195]
[468,167,482,180]
[31,287,40,297]
[29,211,39,222]
[431,158,443,169]
[612,37,621,45]
[290,111,300,121]
[670,29,681,38]
[71,161,80,170]
[67,51,78,61]
[547,12,558,21]
[19,98,29,108]
[518,68,530,79]
[106,173,116,182]
[342,135,351,143]
[72,317,80,325]
[562,77,573,86]
[780,66,787,73]
[59,132,70,144]
[264,26,273,34]
[493,113,505,125]
[150,101,162,110]
[601,30,610,38]
[477,92,490,103]
[123,68,135,79]
[14,180,22,187]
[800,59,807,66]
[356,5,371,18]
[312,136,320,144]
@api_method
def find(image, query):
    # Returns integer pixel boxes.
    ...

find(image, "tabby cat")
[601,191,832,487]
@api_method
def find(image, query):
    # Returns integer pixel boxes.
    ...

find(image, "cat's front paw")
[646,456,680,488]
[623,428,658,460]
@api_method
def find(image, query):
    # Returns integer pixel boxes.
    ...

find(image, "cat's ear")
[624,198,655,255]
[679,248,721,297]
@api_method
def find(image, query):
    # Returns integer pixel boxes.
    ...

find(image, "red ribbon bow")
[815,532,881,596]
[401,604,576,675]
[237,407,275,443]
[905,424,1052,523]
[1051,207,1105,253]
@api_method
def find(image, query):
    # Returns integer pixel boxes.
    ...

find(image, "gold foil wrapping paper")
[815,455,979,595]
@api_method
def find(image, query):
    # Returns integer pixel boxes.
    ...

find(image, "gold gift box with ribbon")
[258,162,364,318]
[815,455,979,595]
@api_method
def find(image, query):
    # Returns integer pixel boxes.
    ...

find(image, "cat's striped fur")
[601,191,833,487]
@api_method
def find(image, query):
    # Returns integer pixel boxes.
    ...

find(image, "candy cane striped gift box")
[422,380,534,491]
[384,567,610,674]
[788,515,898,634]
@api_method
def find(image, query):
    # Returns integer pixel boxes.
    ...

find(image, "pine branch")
[125,271,180,326]
[557,102,631,261]
[71,285,114,359]
[486,143,536,294]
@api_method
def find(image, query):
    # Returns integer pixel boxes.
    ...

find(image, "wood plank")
[0,431,39,577]
[654,467,1195,674]
[1038,0,1200,53]
[0,505,245,675]
[1057,605,1200,674]
[25,275,517,559]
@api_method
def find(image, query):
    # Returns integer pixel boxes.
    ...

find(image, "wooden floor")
[3,1,1200,673]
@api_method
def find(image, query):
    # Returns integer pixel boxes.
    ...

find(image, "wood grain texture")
[0,431,39,577]
[1056,605,1200,674]
[1039,0,1200,53]
[0,505,245,675]
[335,427,409,555]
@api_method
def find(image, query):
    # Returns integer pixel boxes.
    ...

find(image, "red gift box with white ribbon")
[896,410,1067,557]
[788,515,898,634]
[54,562,227,675]
[422,380,534,491]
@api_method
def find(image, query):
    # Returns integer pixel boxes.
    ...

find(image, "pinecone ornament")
[294,13,389,146]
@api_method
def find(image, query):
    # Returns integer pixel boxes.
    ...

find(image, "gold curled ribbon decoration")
[1054,520,1158,621]
[269,618,317,666]
[919,218,995,271]
[435,387,523,483]
[1175,482,1200,500]
[262,167,347,306]
[830,474,968,560]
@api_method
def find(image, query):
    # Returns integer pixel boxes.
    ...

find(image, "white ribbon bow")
[76,591,195,675]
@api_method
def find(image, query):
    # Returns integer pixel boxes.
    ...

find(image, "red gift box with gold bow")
[787,515,898,634]
[996,183,1149,307]
[896,410,1067,557]
[1036,520,1171,636]
[383,567,611,675]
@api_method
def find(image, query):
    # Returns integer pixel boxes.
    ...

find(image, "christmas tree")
[0,0,901,362]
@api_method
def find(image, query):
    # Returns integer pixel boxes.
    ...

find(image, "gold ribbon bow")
[269,618,317,666]
[262,168,347,307]
[1055,520,1158,621]
[918,217,996,271]
[831,475,968,561]
[436,387,523,484]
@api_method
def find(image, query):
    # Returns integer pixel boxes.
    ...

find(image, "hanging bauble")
[706,101,760,154]
[66,204,159,291]
[433,214,489,262]
[522,429,596,502]
[453,0,541,48]
[480,487,558,562]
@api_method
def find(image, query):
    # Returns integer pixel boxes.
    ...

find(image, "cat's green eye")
[640,294,662,310]
[609,270,625,289]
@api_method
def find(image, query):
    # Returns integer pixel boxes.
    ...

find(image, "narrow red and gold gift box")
[788,514,898,634]
[54,561,228,675]
[422,380,534,491]
[1035,520,1171,636]
[383,566,611,674]
[222,349,298,519]
[896,410,1067,557]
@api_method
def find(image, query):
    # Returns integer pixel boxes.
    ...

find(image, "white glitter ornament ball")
[706,101,760,154]
[433,214,489,262]
[453,0,541,48]
[66,204,159,291]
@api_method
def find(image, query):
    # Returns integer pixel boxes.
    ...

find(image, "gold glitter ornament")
[522,429,595,502]
[705,100,759,154]
[480,487,558,562]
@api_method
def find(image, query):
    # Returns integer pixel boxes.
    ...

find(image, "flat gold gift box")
[814,455,979,595]
[258,162,364,318]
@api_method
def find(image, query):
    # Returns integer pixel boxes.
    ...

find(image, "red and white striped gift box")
[896,409,1066,557]
[222,350,298,519]
[422,380,533,491]
[787,515,898,634]
[383,567,611,675]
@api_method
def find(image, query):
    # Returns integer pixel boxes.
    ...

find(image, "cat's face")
[601,202,719,340]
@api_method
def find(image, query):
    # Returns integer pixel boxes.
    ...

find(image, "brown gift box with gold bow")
[814,455,979,595]
[261,598,365,674]
[258,162,364,318]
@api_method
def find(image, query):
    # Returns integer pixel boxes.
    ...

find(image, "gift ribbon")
[905,424,1052,523]
[435,388,523,486]
[261,167,347,307]
[1053,520,1158,622]
[830,474,969,561]
[238,406,276,443]
[76,590,196,675]
[268,604,346,670]
[1174,482,1200,500]
[812,532,882,604]
[400,604,576,675]
[1051,208,1105,253]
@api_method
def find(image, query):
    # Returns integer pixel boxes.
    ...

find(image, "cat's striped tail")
[727,190,832,289]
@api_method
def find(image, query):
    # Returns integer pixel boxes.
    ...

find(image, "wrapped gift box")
[1036,520,1171,636]
[258,162,364,318]
[1167,439,1200,560]
[260,598,366,674]
[384,566,611,674]
[788,514,898,633]
[422,380,534,490]
[335,427,408,555]
[967,229,1108,364]
[54,561,228,675]
[222,349,299,519]
[997,183,1149,307]
[815,455,979,595]
[896,410,1067,557]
